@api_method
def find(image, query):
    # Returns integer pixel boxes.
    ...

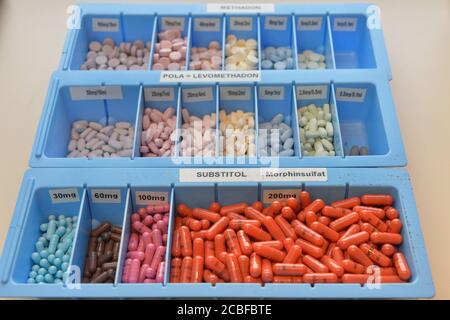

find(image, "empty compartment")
[334,83,388,156]
[224,15,259,70]
[11,187,85,284]
[296,83,344,157]
[188,16,224,70]
[118,186,172,284]
[151,15,190,71]
[219,85,257,158]
[257,84,299,157]
[295,15,333,70]
[330,15,376,69]
[44,85,140,159]
[179,86,218,158]
[260,15,295,70]
[139,86,179,158]
[69,14,154,70]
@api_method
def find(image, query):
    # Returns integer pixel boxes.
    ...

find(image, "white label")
[296,85,328,100]
[264,16,287,30]
[207,3,275,13]
[92,18,119,32]
[263,189,301,204]
[69,86,123,100]
[135,191,169,205]
[144,87,175,102]
[194,18,221,32]
[160,70,260,83]
[333,18,358,31]
[179,168,328,183]
[335,88,367,102]
[91,189,121,204]
[49,188,80,204]
[220,86,251,100]
[259,86,285,100]
[229,17,253,31]
[298,17,323,31]
[182,87,213,103]
[161,17,185,31]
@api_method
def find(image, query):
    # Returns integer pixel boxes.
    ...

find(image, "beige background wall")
[0,0,448,298]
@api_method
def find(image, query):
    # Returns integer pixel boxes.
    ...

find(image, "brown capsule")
[110,232,121,242]
[111,225,122,235]
[91,271,110,283]
[98,251,113,266]
[88,251,98,273]
[105,239,114,254]
[96,239,105,256]
[92,267,102,280]
[101,231,111,241]
[113,241,120,261]
[102,261,118,271]
[88,237,97,253]
[92,222,111,237]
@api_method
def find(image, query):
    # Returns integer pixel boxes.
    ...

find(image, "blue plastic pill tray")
[0,3,435,298]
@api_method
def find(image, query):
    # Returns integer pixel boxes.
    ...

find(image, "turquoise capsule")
[55,249,64,258]
[48,266,57,275]
[56,226,66,237]
[54,279,63,284]
[61,262,69,272]
[27,278,36,284]
[38,267,47,275]
[55,270,63,279]
[65,217,72,224]
[48,215,56,220]
[48,234,60,254]
[58,220,66,227]
[62,254,70,263]
[29,271,37,279]
[59,239,71,254]
[31,252,41,264]
[35,241,44,252]
[40,249,49,258]
[35,274,44,283]
[58,214,66,220]
[39,258,49,269]
[40,223,48,232]
[47,219,57,237]
[44,274,54,283]
[38,236,49,246]
[53,258,62,267]
[72,216,78,223]
[32,264,40,272]
[47,254,55,264]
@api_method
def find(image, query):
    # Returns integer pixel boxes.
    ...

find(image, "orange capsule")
[206,217,230,240]
[381,244,396,256]
[193,208,221,223]
[361,194,394,206]
[303,255,329,273]
[215,268,231,282]
[203,269,219,284]
[262,207,275,218]
[201,219,211,230]
[244,275,262,283]
[274,215,297,239]
[342,259,365,274]
[366,266,397,276]
[190,230,207,240]
[170,257,182,283]
[205,255,225,274]
[171,229,181,257]
[283,238,295,251]
[225,253,242,283]
[286,197,301,212]
[353,205,385,219]
[360,210,387,232]
[340,223,361,240]
[177,203,193,217]
[208,202,221,213]
[318,216,331,226]
[220,202,248,215]
[193,238,204,258]
[310,221,340,242]
[252,244,286,262]
[179,226,193,257]
[180,256,193,283]
[385,207,400,220]
[227,212,247,220]
[191,256,204,283]
[237,230,253,255]
[224,229,242,256]
[331,197,361,209]
[347,245,373,268]
[331,247,344,265]
[175,217,183,229]
[244,206,266,222]
[378,275,404,283]
[360,243,392,267]
[370,232,402,245]
[341,274,370,284]
[242,223,272,241]
[303,199,325,213]
[387,218,402,233]
[300,191,311,208]
[329,212,360,232]
[186,218,202,231]
[295,238,324,259]
[253,240,284,250]
[229,219,261,230]
[281,206,296,221]
[270,201,283,214]
[272,263,307,276]
[327,243,336,256]
[273,276,302,283]
[393,252,411,281]
[249,253,262,278]
[303,273,338,283]
[297,211,306,223]
[322,206,346,218]
[262,216,286,241]
[320,255,344,277]
[305,211,317,227]
[283,244,302,264]
[251,201,264,212]
[337,231,370,250]
[238,255,250,278]
[360,222,376,234]
[214,234,227,262]
[204,240,215,257]
[292,220,324,247]
[261,259,273,283]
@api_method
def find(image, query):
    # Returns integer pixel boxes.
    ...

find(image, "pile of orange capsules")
[170,192,411,284]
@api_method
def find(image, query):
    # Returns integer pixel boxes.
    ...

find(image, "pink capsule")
[144,243,156,265]
[155,261,165,283]
[145,267,156,279]
[144,278,156,283]
[128,259,140,283]
[142,232,153,247]
[131,213,140,223]
[128,233,139,251]
[154,213,162,222]
[137,237,146,252]
[139,264,149,283]
[122,258,132,283]
[150,245,165,271]
[152,229,162,247]
[157,220,167,233]
[143,215,154,227]
[127,251,145,261]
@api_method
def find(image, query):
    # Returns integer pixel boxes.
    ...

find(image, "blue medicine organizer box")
[0,3,434,298]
